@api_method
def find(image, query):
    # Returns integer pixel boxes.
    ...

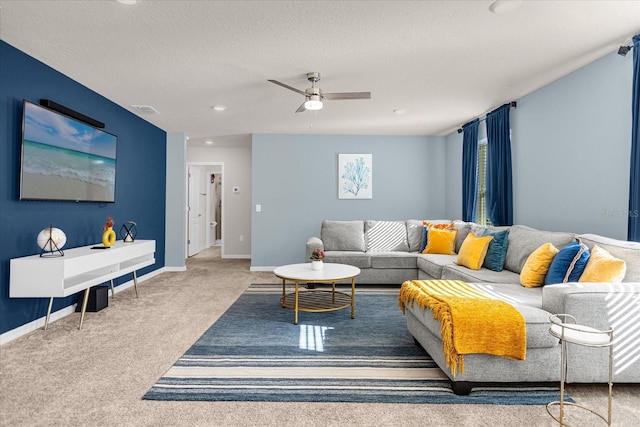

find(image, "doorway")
[186,162,224,258]
[209,172,222,247]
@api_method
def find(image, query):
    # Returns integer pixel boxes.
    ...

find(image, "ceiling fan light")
[304,95,323,111]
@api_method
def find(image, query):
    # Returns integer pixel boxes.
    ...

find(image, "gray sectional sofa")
[306,219,640,393]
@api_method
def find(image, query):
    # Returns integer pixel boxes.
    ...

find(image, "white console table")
[10,240,156,330]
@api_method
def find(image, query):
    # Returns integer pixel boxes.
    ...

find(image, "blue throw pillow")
[544,240,590,285]
[419,226,429,252]
[481,229,509,272]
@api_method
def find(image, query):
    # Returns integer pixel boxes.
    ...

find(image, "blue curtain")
[461,119,479,222]
[486,104,513,226]
[629,34,640,242]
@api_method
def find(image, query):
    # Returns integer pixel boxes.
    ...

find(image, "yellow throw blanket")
[398,280,526,376]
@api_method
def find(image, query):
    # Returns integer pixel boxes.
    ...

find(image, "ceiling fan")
[268,72,371,113]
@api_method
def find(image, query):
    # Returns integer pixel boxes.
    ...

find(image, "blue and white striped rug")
[143,284,567,404]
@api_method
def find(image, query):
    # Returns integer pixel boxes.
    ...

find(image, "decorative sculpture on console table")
[37,225,66,257]
[120,221,137,242]
[102,216,116,247]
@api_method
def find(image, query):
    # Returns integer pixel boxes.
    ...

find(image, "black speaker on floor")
[39,99,105,128]
[75,286,109,312]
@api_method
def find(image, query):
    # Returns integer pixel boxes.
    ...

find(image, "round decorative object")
[120,221,137,242]
[37,227,67,252]
[311,260,324,271]
[102,227,117,247]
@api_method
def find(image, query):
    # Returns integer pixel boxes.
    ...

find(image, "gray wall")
[165,132,187,269]
[251,134,447,268]
[444,50,633,239]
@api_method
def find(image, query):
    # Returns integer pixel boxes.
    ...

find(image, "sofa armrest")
[306,237,324,262]
[542,282,640,329]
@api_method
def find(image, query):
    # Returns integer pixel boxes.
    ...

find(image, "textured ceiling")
[1,0,639,146]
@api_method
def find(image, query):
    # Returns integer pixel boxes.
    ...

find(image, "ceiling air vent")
[130,105,160,115]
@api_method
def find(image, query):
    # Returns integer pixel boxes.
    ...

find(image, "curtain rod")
[456,101,517,133]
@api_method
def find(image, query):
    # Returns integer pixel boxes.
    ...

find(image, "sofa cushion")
[321,220,365,251]
[472,282,544,309]
[545,239,590,285]
[481,229,510,272]
[364,220,409,252]
[578,233,640,282]
[406,220,424,252]
[453,221,472,253]
[370,252,418,269]
[578,245,626,283]
[403,284,555,349]
[441,264,521,284]
[456,232,493,270]
[423,228,457,255]
[417,254,457,279]
[504,225,575,274]
[520,243,559,288]
[323,251,371,268]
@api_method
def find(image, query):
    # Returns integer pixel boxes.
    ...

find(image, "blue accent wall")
[251,134,447,267]
[0,41,167,334]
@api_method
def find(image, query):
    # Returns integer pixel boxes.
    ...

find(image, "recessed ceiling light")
[205,140,214,145]
[489,0,522,14]
[213,105,227,111]
[117,0,137,5]
[393,109,407,115]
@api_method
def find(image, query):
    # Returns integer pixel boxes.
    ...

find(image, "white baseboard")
[164,266,187,272]
[0,267,167,346]
[0,305,79,346]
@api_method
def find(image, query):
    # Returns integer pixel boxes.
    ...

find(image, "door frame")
[185,161,225,258]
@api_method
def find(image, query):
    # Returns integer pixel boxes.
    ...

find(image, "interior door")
[187,166,200,257]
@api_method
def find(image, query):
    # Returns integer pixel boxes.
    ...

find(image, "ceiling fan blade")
[322,92,371,101]
[268,79,306,96]
[295,102,307,113]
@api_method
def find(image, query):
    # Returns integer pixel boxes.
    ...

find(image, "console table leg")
[78,287,90,330]
[110,279,115,297]
[44,297,54,330]
[133,271,139,298]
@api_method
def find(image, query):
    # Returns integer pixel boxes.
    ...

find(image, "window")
[476,138,489,226]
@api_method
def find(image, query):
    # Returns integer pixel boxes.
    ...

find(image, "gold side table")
[546,314,614,426]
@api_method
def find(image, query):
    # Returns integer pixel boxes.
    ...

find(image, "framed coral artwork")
[338,153,372,199]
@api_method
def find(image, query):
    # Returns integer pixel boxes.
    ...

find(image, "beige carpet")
[1,247,638,426]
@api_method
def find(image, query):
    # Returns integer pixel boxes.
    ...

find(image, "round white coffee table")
[274,263,361,325]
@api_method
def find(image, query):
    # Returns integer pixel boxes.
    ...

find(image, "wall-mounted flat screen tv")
[20,100,117,203]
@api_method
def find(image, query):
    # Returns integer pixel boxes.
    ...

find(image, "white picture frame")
[338,153,372,199]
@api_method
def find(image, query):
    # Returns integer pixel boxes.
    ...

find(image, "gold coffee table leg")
[294,280,299,325]
[351,277,356,319]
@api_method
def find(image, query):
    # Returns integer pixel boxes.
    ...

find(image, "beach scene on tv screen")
[20,101,117,202]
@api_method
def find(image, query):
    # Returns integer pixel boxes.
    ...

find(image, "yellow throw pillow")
[578,245,626,283]
[423,228,458,255]
[520,243,559,287]
[456,232,494,270]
